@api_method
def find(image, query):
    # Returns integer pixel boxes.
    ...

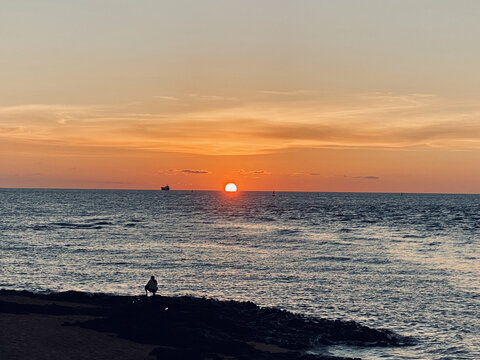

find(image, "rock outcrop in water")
[0,290,411,360]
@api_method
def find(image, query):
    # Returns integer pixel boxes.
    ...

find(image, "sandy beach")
[0,289,410,360]
[0,293,157,360]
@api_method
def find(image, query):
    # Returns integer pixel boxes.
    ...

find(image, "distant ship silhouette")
[161,185,170,191]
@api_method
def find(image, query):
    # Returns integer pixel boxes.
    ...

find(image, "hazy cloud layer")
[2,92,480,156]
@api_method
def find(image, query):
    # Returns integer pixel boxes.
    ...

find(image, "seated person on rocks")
[145,275,158,296]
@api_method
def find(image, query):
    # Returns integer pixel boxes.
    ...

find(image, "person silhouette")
[145,275,158,296]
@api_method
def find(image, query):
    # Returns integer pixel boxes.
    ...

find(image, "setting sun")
[224,183,238,192]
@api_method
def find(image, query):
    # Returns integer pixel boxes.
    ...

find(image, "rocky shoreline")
[0,289,412,359]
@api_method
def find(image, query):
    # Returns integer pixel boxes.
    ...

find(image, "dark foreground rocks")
[0,289,412,360]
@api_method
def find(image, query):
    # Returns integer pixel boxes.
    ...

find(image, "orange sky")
[2,1,480,192]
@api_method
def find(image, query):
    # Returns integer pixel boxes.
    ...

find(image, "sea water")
[0,189,479,359]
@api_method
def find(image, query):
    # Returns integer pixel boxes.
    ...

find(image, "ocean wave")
[312,256,351,262]
[48,221,115,229]
[402,234,426,239]
[276,228,301,235]
[31,221,118,230]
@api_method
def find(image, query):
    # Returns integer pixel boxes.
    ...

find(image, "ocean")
[0,189,478,359]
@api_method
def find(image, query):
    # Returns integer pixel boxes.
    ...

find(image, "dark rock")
[0,290,413,360]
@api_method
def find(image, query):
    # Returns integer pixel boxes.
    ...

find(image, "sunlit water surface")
[1,189,479,359]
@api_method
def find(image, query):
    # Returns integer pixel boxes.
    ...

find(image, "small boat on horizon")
[161,185,170,191]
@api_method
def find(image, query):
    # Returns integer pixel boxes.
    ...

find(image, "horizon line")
[1,187,479,195]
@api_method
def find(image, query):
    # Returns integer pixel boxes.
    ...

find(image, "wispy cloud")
[188,94,239,101]
[160,169,211,175]
[180,169,210,174]
[259,90,318,96]
[352,176,380,180]
[234,169,271,175]
[152,96,179,101]
[0,126,24,134]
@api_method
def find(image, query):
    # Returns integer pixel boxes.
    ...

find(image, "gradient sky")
[2,0,480,192]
